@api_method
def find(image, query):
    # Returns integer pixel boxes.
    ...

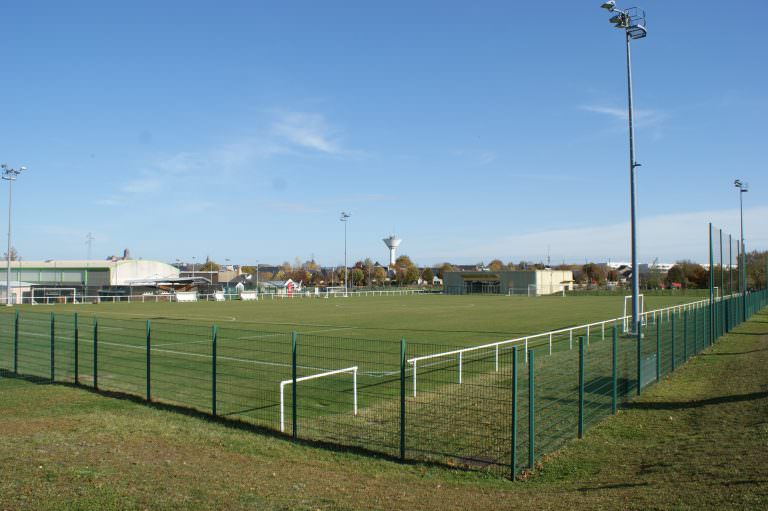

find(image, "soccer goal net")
[31,287,78,304]
[175,291,198,303]
[506,285,537,297]
[325,286,347,297]
[622,294,645,333]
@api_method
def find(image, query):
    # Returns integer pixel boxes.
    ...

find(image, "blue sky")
[1,1,765,266]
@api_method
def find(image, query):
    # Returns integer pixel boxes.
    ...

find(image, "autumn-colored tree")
[422,267,435,285]
[350,268,365,286]
[582,263,606,286]
[373,266,388,285]
[488,259,504,271]
[436,263,456,279]
[666,261,708,289]
[199,260,220,272]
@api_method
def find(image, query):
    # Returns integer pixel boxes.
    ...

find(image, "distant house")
[259,279,301,296]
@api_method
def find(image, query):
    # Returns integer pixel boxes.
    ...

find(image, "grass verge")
[1,310,767,510]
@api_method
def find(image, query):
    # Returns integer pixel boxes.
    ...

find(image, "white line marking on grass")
[152,339,212,348]
[300,326,356,335]
[69,310,238,322]
[235,332,286,340]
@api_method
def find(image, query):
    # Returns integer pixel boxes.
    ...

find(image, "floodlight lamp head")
[601,0,616,10]
[734,179,742,187]
[609,13,625,25]
[19,166,27,172]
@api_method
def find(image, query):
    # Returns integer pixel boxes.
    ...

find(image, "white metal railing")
[279,366,358,432]
[407,295,731,397]
[13,288,432,305]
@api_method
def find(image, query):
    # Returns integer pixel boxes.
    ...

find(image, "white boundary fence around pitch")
[279,366,358,433]
[406,296,731,397]
[16,288,430,305]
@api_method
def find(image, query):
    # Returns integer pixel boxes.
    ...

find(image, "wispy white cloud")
[97,109,349,206]
[121,176,163,194]
[580,104,667,127]
[271,112,340,154]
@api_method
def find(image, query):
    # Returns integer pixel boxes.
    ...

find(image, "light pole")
[2,164,26,306]
[340,212,350,295]
[601,1,647,332]
[735,179,748,320]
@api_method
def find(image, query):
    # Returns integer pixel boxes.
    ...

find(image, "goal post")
[622,294,645,333]
[279,366,358,433]
[31,287,78,304]
[325,286,347,298]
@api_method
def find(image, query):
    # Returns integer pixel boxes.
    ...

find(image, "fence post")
[146,320,151,402]
[528,349,535,470]
[671,313,676,371]
[511,346,518,480]
[292,331,297,439]
[74,313,79,385]
[93,319,98,390]
[400,337,406,461]
[693,307,698,354]
[636,321,642,396]
[50,313,55,382]
[611,324,617,414]
[656,318,661,382]
[13,310,18,374]
[578,337,584,439]
[212,325,217,417]
[683,310,688,361]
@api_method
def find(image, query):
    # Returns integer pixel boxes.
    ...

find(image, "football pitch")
[1,292,708,472]
[17,293,699,345]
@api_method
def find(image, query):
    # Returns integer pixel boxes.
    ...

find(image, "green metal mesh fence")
[0,288,766,480]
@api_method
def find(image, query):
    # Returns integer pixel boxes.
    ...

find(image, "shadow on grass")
[0,369,487,477]
[703,347,768,355]
[578,482,650,492]
[624,390,768,410]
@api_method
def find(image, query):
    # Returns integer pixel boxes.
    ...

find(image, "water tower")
[382,235,401,266]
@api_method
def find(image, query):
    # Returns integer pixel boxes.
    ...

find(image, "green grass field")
[1,293,708,476]
[16,293,698,343]
[2,308,766,510]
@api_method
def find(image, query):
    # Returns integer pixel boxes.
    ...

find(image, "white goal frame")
[325,286,348,298]
[622,294,645,333]
[279,366,358,432]
[32,287,78,304]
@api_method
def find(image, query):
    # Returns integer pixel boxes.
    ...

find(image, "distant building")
[443,269,574,296]
[5,259,181,296]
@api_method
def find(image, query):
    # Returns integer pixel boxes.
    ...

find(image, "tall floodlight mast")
[340,212,351,294]
[600,1,647,333]
[1,164,26,306]
[735,179,748,321]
